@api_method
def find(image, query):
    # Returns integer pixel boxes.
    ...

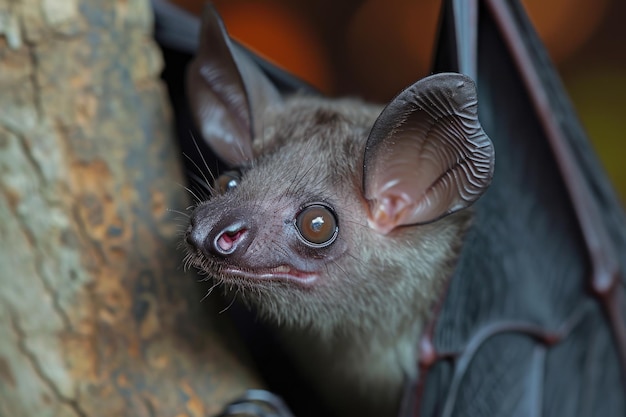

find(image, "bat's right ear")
[186,4,282,167]
[363,73,495,234]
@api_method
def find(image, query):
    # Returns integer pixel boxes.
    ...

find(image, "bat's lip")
[223,265,319,286]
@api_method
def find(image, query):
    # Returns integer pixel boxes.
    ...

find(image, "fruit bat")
[151,0,626,416]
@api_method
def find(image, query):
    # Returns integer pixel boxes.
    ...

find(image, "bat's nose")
[211,221,249,256]
[186,212,253,259]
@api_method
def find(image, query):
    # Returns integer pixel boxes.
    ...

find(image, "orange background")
[172,0,626,202]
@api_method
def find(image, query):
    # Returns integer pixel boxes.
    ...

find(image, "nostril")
[216,228,247,253]
[212,221,249,255]
[186,215,252,258]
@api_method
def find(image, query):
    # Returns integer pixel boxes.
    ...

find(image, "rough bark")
[0,1,261,416]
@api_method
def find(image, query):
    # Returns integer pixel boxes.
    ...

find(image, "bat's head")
[183,5,495,335]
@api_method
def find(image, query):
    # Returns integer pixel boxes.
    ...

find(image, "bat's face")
[184,97,474,334]
[183,2,492,336]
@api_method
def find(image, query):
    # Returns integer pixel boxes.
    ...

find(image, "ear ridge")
[186,4,281,166]
[363,73,494,234]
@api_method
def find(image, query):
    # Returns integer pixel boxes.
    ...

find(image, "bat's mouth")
[222,265,319,286]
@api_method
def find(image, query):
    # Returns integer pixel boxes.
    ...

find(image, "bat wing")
[414,1,626,416]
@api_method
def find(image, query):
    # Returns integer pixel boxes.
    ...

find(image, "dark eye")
[295,203,338,247]
[215,171,240,194]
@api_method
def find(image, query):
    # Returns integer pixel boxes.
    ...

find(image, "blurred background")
[170,0,625,202]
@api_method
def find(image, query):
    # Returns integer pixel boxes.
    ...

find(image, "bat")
[151,0,626,416]
[181,4,494,417]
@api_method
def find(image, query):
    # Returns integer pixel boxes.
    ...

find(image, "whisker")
[201,279,221,302]
[185,165,214,199]
[189,133,217,184]
[287,162,315,198]
[330,259,353,283]
[219,288,239,314]
[167,208,190,218]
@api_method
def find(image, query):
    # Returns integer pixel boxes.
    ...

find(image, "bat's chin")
[222,265,319,287]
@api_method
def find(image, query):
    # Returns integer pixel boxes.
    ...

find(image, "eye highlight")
[215,171,240,194]
[295,203,338,247]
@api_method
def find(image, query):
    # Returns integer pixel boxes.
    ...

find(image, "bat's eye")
[215,171,240,194]
[295,203,338,247]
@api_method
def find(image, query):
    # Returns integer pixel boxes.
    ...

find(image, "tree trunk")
[0,1,261,416]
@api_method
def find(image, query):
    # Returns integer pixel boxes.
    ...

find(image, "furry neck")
[277,310,424,417]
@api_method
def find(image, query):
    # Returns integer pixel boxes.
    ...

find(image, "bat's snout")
[186,210,254,260]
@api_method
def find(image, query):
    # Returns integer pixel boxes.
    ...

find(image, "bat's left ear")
[363,73,495,234]
[186,4,282,167]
